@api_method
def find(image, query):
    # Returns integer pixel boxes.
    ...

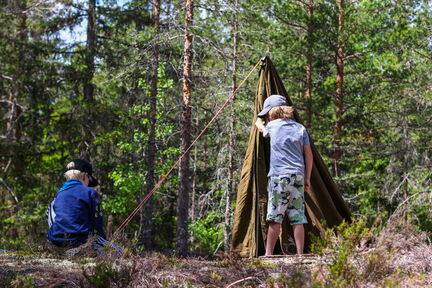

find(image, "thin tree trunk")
[191,117,198,222]
[203,111,208,193]
[81,0,96,159]
[6,0,26,176]
[2,0,27,236]
[402,122,410,221]
[333,0,345,177]
[141,0,161,250]
[305,0,314,129]
[177,0,194,257]
[84,0,96,102]
[224,0,238,252]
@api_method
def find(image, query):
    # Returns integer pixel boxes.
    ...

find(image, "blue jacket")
[47,180,106,244]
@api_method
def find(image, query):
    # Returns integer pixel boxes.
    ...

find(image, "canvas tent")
[231,57,351,257]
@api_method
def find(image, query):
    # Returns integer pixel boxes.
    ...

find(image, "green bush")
[189,211,223,254]
[311,219,372,287]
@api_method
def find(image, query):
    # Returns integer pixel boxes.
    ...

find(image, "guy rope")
[113,58,262,238]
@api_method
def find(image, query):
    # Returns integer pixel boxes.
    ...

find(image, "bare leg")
[265,222,281,256]
[292,224,304,254]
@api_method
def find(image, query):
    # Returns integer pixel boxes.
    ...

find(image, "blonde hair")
[64,161,86,180]
[64,169,85,181]
[268,106,294,120]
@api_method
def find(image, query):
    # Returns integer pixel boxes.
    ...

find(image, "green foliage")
[82,261,133,288]
[8,274,34,288]
[210,271,222,282]
[189,212,223,254]
[103,163,145,216]
[248,260,276,269]
[311,220,371,287]
[411,203,432,238]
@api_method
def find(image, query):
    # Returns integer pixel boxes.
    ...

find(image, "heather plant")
[266,268,310,288]
[311,219,378,287]
[82,261,135,288]
[310,207,432,287]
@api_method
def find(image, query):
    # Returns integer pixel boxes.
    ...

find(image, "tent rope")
[113,59,262,237]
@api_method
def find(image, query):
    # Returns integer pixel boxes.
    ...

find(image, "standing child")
[255,95,313,255]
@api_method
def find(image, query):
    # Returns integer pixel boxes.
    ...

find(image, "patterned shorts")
[266,174,308,225]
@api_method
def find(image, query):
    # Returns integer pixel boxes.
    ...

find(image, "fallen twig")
[225,276,257,288]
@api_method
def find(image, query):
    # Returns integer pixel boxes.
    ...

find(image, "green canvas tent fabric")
[231,57,351,257]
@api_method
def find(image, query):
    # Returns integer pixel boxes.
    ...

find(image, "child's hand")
[255,118,265,132]
[304,179,311,192]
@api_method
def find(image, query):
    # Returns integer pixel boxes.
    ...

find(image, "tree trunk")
[141,0,161,250]
[84,0,96,103]
[81,0,97,160]
[305,0,314,130]
[333,0,345,177]
[6,0,27,177]
[191,117,198,222]
[177,0,194,257]
[224,1,238,252]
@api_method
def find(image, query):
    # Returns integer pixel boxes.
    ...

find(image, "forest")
[0,0,431,286]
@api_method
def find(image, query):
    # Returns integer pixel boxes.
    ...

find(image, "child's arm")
[255,118,265,133]
[304,145,313,192]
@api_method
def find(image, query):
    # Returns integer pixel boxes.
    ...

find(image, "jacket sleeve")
[90,190,107,239]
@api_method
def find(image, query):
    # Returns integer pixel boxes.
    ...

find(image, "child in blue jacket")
[47,159,110,252]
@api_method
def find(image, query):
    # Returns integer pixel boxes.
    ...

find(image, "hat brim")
[257,107,271,118]
[88,175,98,187]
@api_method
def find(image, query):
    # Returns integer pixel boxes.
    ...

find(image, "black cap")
[66,159,98,187]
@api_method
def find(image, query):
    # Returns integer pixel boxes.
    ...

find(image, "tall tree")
[141,0,161,250]
[305,0,315,129]
[1,0,28,204]
[7,0,27,177]
[177,0,194,257]
[333,0,345,177]
[224,0,239,252]
[81,0,97,159]
[84,0,96,103]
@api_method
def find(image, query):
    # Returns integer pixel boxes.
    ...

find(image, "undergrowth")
[82,260,137,288]
[310,209,432,288]
[1,208,431,287]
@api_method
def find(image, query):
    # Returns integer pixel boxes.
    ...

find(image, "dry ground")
[1,219,431,287]
[1,246,431,288]
[0,252,315,287]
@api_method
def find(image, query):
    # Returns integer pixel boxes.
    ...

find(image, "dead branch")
[0,176,19,204]
[1,75,13,81]
[225,276,258,288]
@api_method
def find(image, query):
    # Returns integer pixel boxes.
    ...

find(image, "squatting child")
[47,158,122,256]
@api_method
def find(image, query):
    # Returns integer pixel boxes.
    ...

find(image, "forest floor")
[1,219,432,287]
[1,251,318,287]
[1,244,431,288]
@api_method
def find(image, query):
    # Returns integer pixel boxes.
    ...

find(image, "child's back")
[264,117,310,177]
[255,95,313,256]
